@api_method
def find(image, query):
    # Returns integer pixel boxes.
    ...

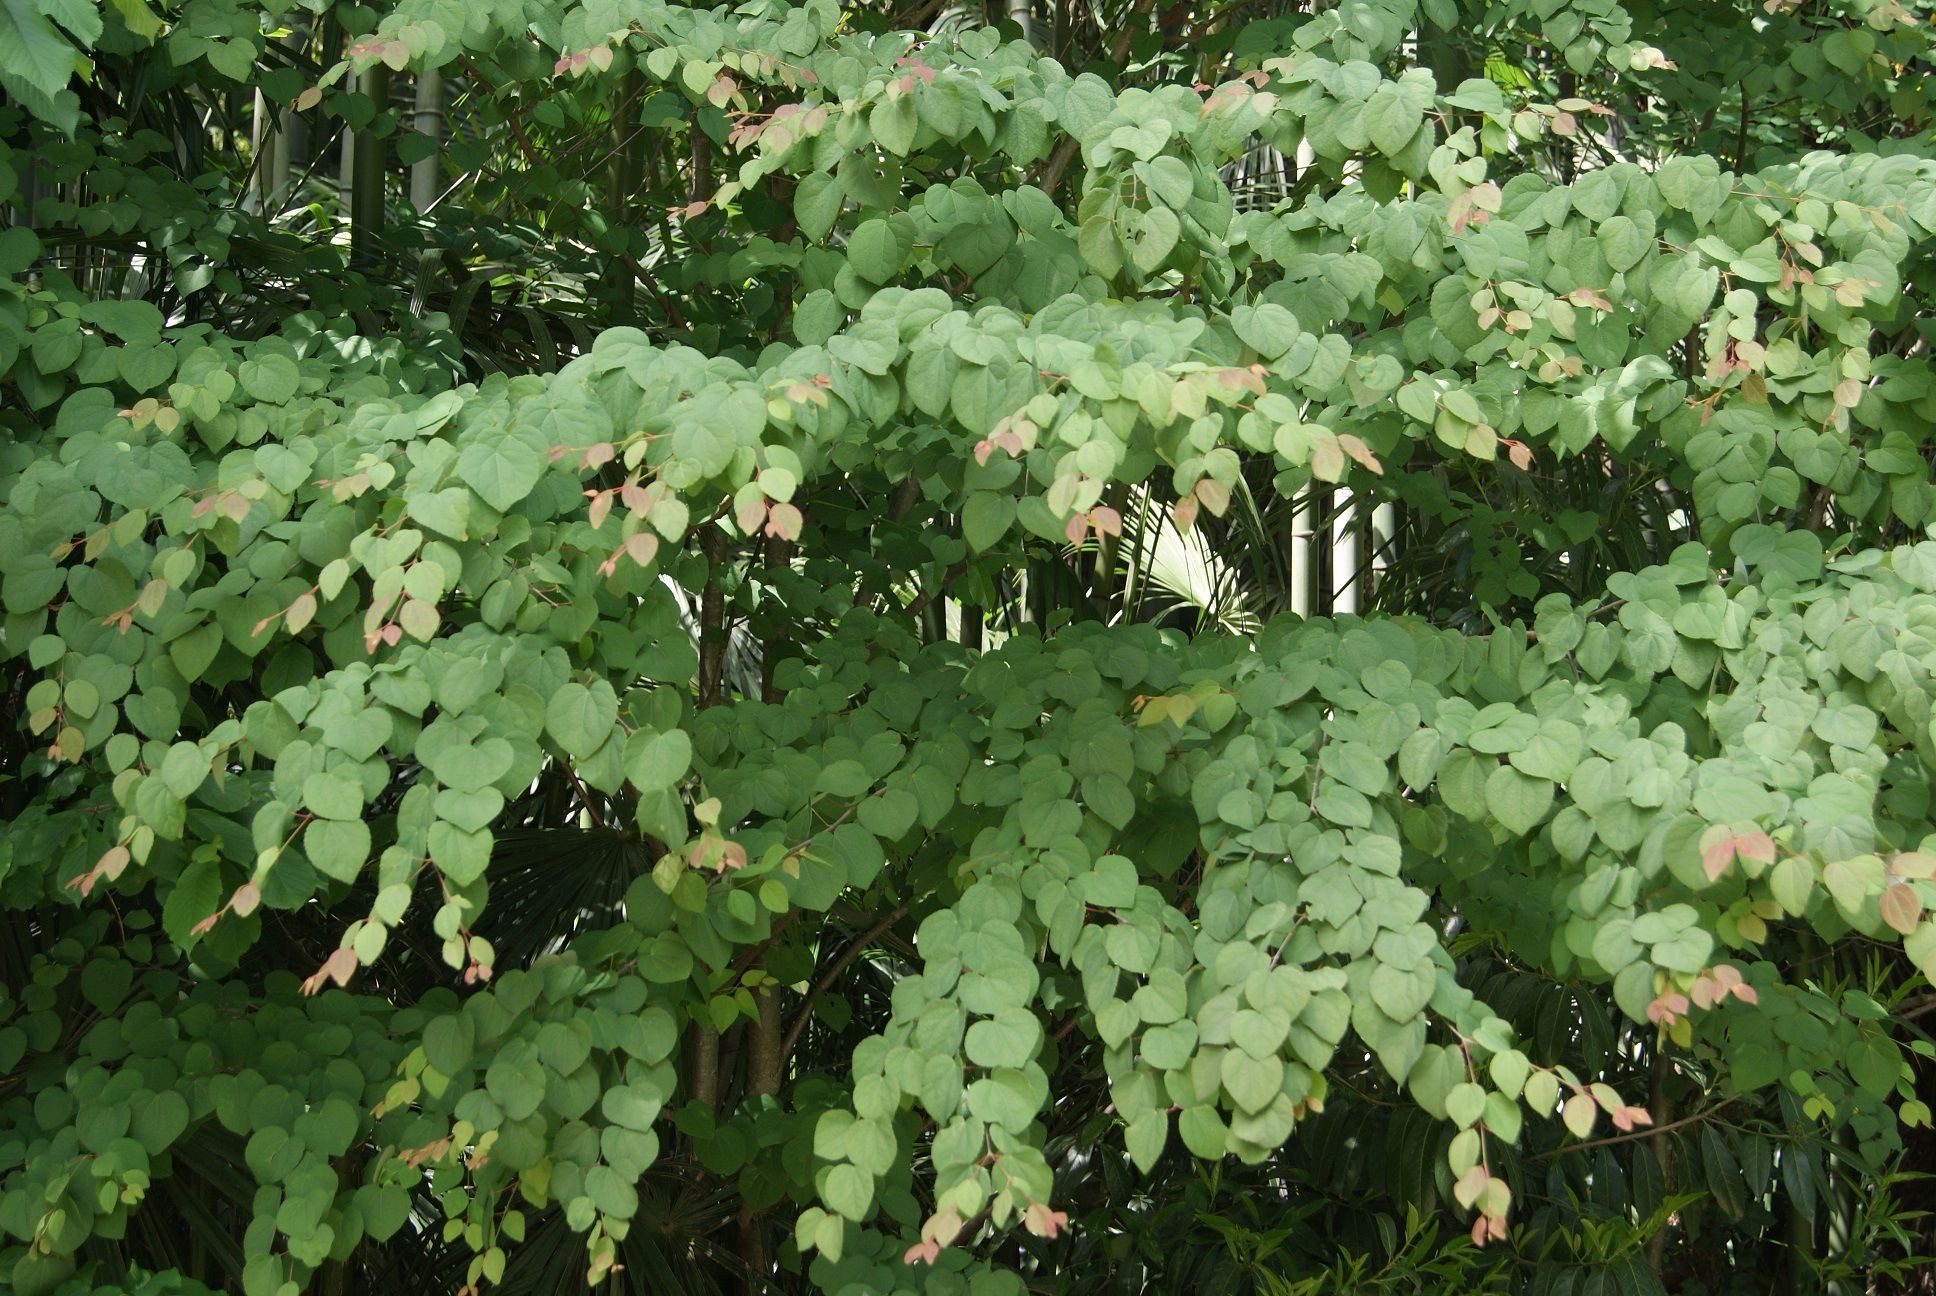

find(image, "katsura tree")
[2,1,1936,1294]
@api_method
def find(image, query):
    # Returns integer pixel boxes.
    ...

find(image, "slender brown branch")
[907,562,967,617]
[1531,1099,1733,1160]
[698,527,730,709]
[620,250,687,329]
[778,903,910,1062]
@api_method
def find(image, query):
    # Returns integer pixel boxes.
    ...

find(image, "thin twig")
[778,903,910,1062]
[1531,1099,1733,1160]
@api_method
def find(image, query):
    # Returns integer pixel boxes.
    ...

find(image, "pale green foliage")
[1,0,1934,1292]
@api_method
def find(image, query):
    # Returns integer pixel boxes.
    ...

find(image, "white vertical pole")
[1332,488,1359,615]
[1369,501,1396,602]
[1290,490,1314,618]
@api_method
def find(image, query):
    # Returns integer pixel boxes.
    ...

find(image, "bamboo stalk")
[410,68,443,212]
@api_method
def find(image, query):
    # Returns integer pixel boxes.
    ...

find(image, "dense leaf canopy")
[2,0,1935,1293]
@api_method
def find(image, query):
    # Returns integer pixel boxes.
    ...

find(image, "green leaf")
[847,218,910,284]
[302,771,363,821]
[162,857,221,948]
[238,353,301,404]
[962,491,1015,553]
[424,1014,473,1076]
[457,424,549,512]
[824,1163,874,1218]
[0,0,83,128]
[131,1089,189,1154]
[625,728,692,793]
[1220,1049,1283,1113]
[794,172,843,242]
[1362,82,1422,156]
[966,1011,1042,1068]
[305,818,372,882]
[871,94,917,156]
[1178,1105,1228,1159]
[1486,766,1554,835]
[546,680,619,759]
[1125,1109,1167,1172]
[857,787,919,840]
[485,1041,546,1121]
[1130,206,1180,274]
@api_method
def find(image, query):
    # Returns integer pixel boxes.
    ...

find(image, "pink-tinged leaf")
[302,947,359,995]
[766,502,803,541]
[589,490,613,530]
[380,623,403,647]
[1064,514,1088,545]
[581,441,615,470]
[1194,478,1231,515]
[624,532,660,566]
[1736,830,1775,865]
[903,1240,940,1266]
[1881,882,1922,935]
[100,844,131,881]
[1023,1202,1069,1239]
[231,882,261,917]
[1171,496,1200,531]
[737,497,768,535]
[295,86,322,111]
[973,439,994,466]
[1091,506,1122,538]
[1893,851,1936,880]
[1702,837,1735,882]
[1506,440,1533,471]
[285,591,317,634]
[190,911,222,936]
[1339,434,1383,474]
[620,480,651,512]
[1310,438,1346,482]
[1641,991,1688,1022]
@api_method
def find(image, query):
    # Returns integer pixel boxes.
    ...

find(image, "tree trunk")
[737,989,783,1292]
